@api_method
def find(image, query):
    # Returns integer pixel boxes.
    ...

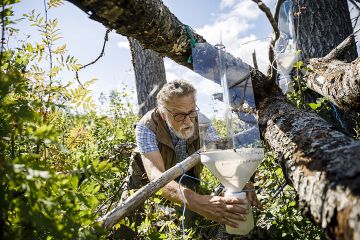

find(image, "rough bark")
[251,72,360,240]
[306,58,360,111]
[295,0,357,62]
[65,0,360,239]
[128,38,167,117]
[294,0,358,134]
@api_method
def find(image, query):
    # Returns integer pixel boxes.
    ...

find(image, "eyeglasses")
[164,106,200,122]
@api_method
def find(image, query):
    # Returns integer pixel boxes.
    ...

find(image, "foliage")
[0,1,137,239]
[211,119,227,138]
[286,53,350,136]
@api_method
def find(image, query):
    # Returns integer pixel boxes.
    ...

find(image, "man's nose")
[183,114,192,124]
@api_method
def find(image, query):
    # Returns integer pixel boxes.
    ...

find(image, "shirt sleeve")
[135,123,159,154]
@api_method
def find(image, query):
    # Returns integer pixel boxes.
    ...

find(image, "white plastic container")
[200,148,264,192]
[224,191,254,235]
[200,149,261,235]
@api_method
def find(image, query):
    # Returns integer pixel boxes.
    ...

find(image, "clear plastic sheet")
[275,0,297,93]
[192,42,262,150]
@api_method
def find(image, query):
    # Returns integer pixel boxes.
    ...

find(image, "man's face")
[162,94,197,140]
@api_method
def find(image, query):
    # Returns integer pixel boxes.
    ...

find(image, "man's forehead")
[166,95,196,111]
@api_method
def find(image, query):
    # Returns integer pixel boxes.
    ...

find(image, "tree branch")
[75,28,111,89]
[251,0,282,82]
[252,0,280,36]
[252,49,259,70]
[321,28,360,62]
[274,0,285,23]
[350,0,360,12]
[305,57,360,111]
[0,0,5,70]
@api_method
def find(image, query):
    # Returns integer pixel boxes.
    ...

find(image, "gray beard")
[166,119,195,140]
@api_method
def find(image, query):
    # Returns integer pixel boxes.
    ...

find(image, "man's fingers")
[245,190,264,210]
[224,218,239,228]
[226,203,249,214]
[253,198,264,210]
[222,212,247,228]
[225,211,247,221]
[246,191,255,201]
[224,196,249,205]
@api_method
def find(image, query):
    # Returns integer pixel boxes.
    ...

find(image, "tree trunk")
[252,70,360,240]
[65,0,360,238]
[295,0,357,62]
[294,0,358,134]
[128,37,167,116]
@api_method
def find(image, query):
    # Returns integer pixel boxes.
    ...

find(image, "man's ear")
[159,111,166,120]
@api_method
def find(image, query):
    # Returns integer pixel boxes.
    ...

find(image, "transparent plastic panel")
[192,42,262,151]
[275,0,297,93]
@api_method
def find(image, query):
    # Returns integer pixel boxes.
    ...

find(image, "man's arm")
[142,151,249,228]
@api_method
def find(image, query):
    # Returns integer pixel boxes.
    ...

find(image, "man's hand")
[190,194,249,228]
[244,182,263,210]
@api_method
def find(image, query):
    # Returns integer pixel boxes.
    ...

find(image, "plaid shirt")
[135,122,218,163]
[135,123,189,162]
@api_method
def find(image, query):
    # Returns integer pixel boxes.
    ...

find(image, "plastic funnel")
[200,148,264,192]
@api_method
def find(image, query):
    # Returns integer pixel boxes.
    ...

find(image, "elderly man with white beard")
[131,79,260,230]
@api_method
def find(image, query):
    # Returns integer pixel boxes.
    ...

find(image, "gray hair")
[157,79,196,111]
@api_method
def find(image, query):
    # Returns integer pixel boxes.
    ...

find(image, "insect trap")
[275,0,297,94]
[192,42,264,235]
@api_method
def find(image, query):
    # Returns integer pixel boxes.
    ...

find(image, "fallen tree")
[306,56,360,111]
[66,0,360,239]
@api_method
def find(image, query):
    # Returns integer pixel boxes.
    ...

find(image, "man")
[132,79,261,229]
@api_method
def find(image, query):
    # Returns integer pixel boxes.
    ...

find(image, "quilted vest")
[140,107,202,178]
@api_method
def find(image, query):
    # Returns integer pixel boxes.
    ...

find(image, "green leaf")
[293,61,303,70]
[275,168,283,176]
[309,102,321,110]
[91,185,100,194]
[97,161,109,172]
[71,176,79,190]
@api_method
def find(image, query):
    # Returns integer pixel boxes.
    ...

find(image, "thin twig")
[75,29,111,89]
[321,28,360,62]
[0,0,6,70]
[350,0,360,29]
[251,0,282,82]
[240,36,271,46]
[43,0,53,85]
[43,0,54,127]
[104,181,126,214]
[273,181,287,199]
[355,16,360,30]
[252,0,280,36]
[274,0,285,24]
[95,180,127,215]
[252,49,259,70]
[350,0,360,12]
